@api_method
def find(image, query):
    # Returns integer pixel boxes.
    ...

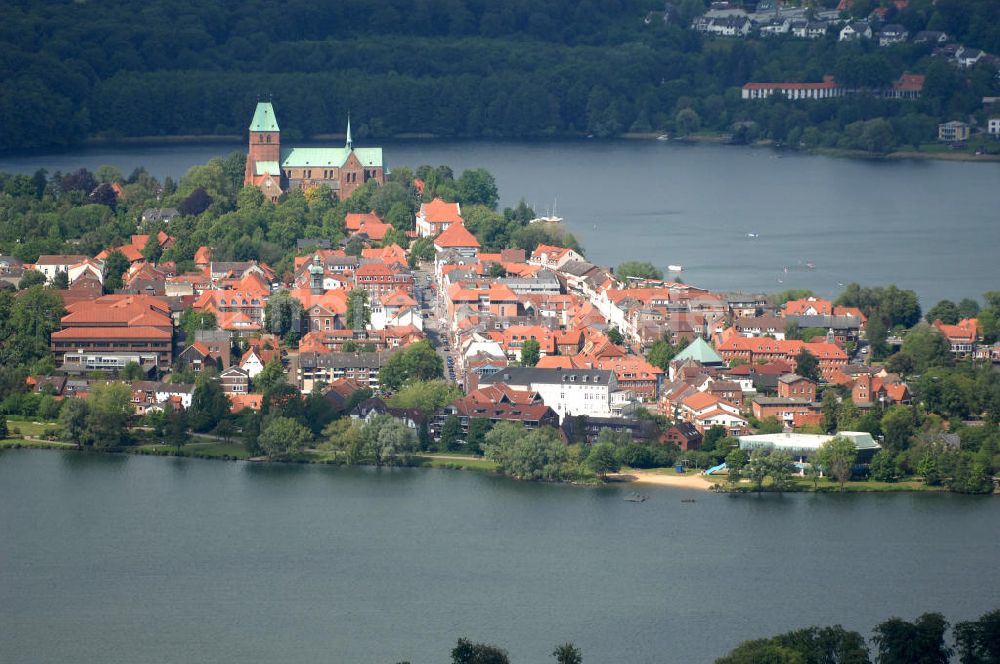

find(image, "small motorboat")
[667,264,683,272]
[624,492,648,503]
[747,233,759,238]
[681,498,697,503]
[656,134,670,141]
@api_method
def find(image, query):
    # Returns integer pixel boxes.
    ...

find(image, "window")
[266,135,271,143]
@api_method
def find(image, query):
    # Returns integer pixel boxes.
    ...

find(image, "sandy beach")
[609,470,717,490]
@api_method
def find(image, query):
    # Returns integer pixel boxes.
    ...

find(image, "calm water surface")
[1,450,998,663]
[1,140,997,305]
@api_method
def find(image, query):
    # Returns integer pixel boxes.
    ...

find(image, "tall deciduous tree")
[347,288,370,331]
[520,338,541,367]
[925,299,960,325]
[264,292,304,341]
[179,307,217,342]
[616,261,662,282]
[438,414,462,452]
[189,377,231,433]
[85,381,133,448]
[164,408,190,451]
[816,435,857,490]
[794,349,821,383]
[379,340,443,391]
[253,359,286,393]
[586,442,620,480]
[872,613,951,664]
[361,414,418,466]
[103,250,131,291]
[552,643,583,664]
[902,324,953,372]
[954,609,1000,664]
[59,398,90,448]
[452,638,510,664]
[457,168,499,209]
[258,415,312,460]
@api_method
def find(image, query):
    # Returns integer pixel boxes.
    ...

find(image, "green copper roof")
[249,102,279,132]
[280,147,383,169]
[254,161,280,176]
[673,337,724,365]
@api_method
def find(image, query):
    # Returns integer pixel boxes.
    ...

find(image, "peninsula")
[0,101,998,495]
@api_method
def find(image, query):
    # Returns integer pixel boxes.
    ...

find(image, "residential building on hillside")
[938,121,970,142]
[33,255,87,283]
[742,76,845,100]
[415,198,462,237]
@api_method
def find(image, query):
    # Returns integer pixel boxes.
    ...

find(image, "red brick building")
[244,102,384,202]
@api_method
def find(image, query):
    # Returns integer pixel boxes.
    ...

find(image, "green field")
[417,454,498,472]
[135,441,250,460]
[5,419,61,439]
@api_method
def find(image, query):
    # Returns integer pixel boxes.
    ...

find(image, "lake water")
[1,449,998,663]
[1,140,998,306]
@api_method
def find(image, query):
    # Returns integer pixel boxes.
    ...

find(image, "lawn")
[0,438,76,450]
[6,418,61,439]
[417,453,497,472]
[715,474,944,493]
[135,440,250,460]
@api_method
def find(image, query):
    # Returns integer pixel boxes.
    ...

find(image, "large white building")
[33,255,88,283]
[737,431,881,463]
[481,366,617,421]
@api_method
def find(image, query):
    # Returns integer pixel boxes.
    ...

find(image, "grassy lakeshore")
[708,471,954,493]
[3,440,984,493]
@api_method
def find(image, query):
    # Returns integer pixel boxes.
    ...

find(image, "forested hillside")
[1,0,998,152]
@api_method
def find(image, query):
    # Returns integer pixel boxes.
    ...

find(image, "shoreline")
[609,469,717,490]
[2,443,990,494]
[7,133,980,165]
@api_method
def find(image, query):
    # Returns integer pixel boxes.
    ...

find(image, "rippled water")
[1,450,998,663]
[1,139,997,305]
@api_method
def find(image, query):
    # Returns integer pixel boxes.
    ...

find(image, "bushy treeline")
[2,0,997,152]
[0,154,577,275]
[0,155,580,424]
[715,607,1000,664]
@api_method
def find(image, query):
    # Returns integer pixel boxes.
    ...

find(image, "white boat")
[668,264,683,272]
[747,233,759,238]
[529,199,563,224]
[656,134,670,141]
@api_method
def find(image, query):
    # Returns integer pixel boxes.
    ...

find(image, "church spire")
[345,114,353,151]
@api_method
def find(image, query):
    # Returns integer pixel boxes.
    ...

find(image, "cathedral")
[243,102,385,202]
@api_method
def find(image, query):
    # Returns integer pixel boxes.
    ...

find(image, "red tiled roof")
[783,297,834,316]
[743,76,840,91]
[434,222,480,249]
[893,73,925,92]
[420,198,462,224]
[346,212,382,232]
[52,326,171,340]
[683,392,722,411]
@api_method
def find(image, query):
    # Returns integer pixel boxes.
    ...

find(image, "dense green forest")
[1,0,998,153]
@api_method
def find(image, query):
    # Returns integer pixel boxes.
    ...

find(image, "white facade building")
[481,367,617,421]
